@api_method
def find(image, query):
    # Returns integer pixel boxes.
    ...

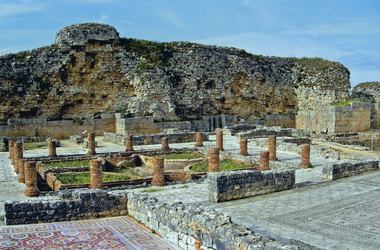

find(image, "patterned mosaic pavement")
[0,216,177,250]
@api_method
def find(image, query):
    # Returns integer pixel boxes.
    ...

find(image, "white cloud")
[97,13,108,23]
[0,1,47,17]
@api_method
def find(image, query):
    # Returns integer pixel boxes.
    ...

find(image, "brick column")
[216,130,224,151]
[195,132,203,147]
[17,159,26,183]
[239,138,248,156]
[14,141,23,173]
[161,137,170,150]
[11,141,16,165]
[208,147,220,172]
[24,161,40,197]
[8,140,14,159]
[90,159,104,189]
[268,136,277,161]
[300,144,311,167]
[259,151,270,171]
[48,141,58,158]
[151,158,166,186]
[87,132,96,155]
[125,135,134,151]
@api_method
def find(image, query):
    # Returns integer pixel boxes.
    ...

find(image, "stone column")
[300,144,311,167]
[259,151,270,171]
[24,161,40,197]
[151,158,166,186]
[161,137,170,150]
[17,159,26,183]
[90,159,104,189]
[195,132,203,147]
[239,138,248,156]
[125,135,134,151]
[208,147,220,172]
[216,130,224,151]
[14,141,23,173]
[268,136,277,161]
[48,141,58,158]
[87,132,96,155]
[8,140,14,159]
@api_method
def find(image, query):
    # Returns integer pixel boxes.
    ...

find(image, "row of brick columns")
[8,140,40,196]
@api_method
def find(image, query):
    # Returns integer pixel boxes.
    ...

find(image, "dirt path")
[312,140,380,158]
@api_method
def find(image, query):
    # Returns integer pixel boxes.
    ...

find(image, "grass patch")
[155,153,204,160]
[330,99,361,106]
[48,160,90,168]
[141,188,164,193]
[191,159,252,172]
[24,142,48,150]
[55,173,131,185]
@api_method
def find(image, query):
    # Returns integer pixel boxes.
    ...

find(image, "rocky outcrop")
[0,23,351,123]
[352,81,380,102]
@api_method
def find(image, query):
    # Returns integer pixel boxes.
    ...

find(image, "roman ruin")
[0,23,379,249]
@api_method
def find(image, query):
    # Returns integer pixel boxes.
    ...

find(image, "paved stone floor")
[0,135,379,249]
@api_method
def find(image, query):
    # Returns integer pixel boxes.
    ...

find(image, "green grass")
[330,99,361,106]
[24,142,48,150]
[48,160,90,168]
[154,153,204,160]
[190,159,252,172]
[55,173,131,185]
[141,188,164,193]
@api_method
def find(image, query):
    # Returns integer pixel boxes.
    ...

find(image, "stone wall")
[4,189,128,225]
[207,170,295,203]
[296,102,372,135]
[127,193,297,249]
[103,131,209,145]
[0,114,115,138]
[322,160,379,180]
[236,126,294,138]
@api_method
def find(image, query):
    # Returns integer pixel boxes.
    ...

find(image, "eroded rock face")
[0,23,351,123]
[55,23,119,49]
[352,82,380,102]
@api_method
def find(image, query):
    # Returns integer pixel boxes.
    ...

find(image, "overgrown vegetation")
[154,153,204,160]
[330,98,361,106]
[24,141,48,150]
[55,173,131,184]
[294,57,343,72]
[0,215,4,221]
[191,159,253,172]
[48,160,90,168]
[117,38,176,71]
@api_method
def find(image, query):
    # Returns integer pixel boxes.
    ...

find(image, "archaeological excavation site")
[0,23,379,249]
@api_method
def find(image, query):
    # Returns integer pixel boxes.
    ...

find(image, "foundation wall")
[207,170,295,203]
[322,160,379,180]
[4,189,128,225]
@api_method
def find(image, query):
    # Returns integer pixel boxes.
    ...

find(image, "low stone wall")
[322,160,379,180]
[4,189,128,225]
[237,126,293,138]
[103,131,208,145]
[208,170,295,203]
[221,124,257,135]
[127,193,296,249]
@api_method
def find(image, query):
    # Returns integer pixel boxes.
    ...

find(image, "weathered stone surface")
[0,23,350,123]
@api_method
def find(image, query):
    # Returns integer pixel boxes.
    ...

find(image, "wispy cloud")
[0,1,47,17]
[139,0,186,29]
[97,13,108,23]
[68,0,119,3]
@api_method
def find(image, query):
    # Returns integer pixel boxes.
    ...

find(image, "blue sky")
[1,0,379,88]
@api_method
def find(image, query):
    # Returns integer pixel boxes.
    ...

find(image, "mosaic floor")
[0,216,177,250]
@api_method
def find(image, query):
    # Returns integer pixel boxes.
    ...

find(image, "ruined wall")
[0,23,350,124]
[296,102,371,135]
[352,81,380,102]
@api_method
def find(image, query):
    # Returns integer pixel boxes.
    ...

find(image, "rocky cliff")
[0,23,351,123]
[352,81,380,102]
